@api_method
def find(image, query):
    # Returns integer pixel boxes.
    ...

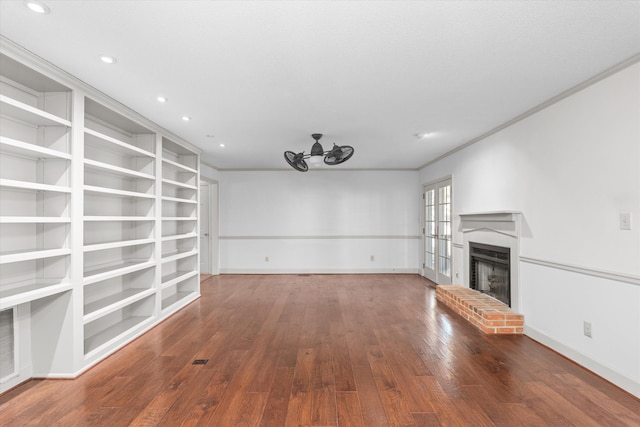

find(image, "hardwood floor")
[1,274,639,426]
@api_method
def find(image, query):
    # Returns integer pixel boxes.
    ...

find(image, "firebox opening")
[469,242,511,306]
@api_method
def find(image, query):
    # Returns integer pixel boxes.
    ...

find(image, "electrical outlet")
[265,256,269,262]
[583,321,592,338]
[455,271,459,278]
[370,255,375,261]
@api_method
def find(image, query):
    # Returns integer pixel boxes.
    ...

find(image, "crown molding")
[0,36,201,155]
[418,53,640,170]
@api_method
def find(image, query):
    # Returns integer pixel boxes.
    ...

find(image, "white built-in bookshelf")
[0,41,200,392]
[160,138,199,313]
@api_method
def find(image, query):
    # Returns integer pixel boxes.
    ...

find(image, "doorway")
[423,178,452,285]
[199,180,219,275]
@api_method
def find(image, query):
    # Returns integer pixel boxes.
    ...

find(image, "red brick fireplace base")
[436,285,524,334]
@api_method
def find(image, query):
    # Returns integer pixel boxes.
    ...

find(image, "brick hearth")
[436,285,524,334]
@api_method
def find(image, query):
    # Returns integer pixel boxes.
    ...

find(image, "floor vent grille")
[192,359,209,365]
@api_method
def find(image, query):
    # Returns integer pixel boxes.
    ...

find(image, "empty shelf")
[0,136,71,160]
[0,279,72,309]
[0,95,71,127]
[83,260,155,285]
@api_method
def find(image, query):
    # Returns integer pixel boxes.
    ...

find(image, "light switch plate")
[620,212,631,230]
[583,321,592,338]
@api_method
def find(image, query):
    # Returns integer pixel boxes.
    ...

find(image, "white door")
[210,182,219,275]
[423,178,452,285]
[200,182,211,274]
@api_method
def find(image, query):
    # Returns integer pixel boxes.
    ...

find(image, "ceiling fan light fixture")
[284,151,308,172]
[309,137,325,167]
[309,154,324,167]
[284,134,355,172]
[310,140,324,156]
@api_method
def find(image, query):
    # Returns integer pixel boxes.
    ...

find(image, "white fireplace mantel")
[459,211,522,239]
[459,211,522,223]
[458,211,523,313]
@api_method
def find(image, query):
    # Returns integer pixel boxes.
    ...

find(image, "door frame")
[199,177,219,275]
[422,176,453,285]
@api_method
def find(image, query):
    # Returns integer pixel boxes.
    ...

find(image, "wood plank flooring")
[1,274,639,426]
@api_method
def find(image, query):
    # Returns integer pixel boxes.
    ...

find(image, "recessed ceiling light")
[157,96,168,103]
[100,55,117,64]
[182,116,191,121]
[414,132,433,139]
[219,143,225,148]
[25,0,49,14]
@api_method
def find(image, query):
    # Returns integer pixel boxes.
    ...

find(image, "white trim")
[419,53,640,170]
[524,326,640,398]
[519,256,640,286]
[462,227,518,239]
[458,211,522,221]
[199,176,219,185]
[200,159,219,172]
[421,175,453,188]
[217,167,419,172]
[219,235,421,240]
[199,181,212,275]
[421,177,454,285]
[219,268,420,275]
[0,36,201,155]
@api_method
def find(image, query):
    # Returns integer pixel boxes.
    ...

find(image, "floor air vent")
[192,359,208,365]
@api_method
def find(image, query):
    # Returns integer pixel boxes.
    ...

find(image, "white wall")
[420,62,640,397]
[200,162,220,182]
[219,170,421,273]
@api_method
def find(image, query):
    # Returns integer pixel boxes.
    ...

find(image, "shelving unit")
[160,137,199,314]
[83,267,156,324]
[161,274,199,312]
[83,293,155,356]
[81,98,159,357]
[84,256,156,285]
[0,60,72,290]
[0,44,200,391]
[0,52,74,392]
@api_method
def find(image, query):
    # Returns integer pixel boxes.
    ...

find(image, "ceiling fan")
[284,134,355,172]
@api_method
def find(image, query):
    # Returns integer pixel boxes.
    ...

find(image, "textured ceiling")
[1,1,639,170]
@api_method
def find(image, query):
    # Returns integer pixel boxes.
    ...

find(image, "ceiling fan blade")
[284,151,309,172]
[324,145,354,165]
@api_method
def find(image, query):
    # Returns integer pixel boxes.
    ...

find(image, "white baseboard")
[524,326,640,398]
[0,364,33,394]
[218,268,420,275]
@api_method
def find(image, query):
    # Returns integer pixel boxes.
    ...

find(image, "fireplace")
[460,211,521,313]
[469,242,511,306]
